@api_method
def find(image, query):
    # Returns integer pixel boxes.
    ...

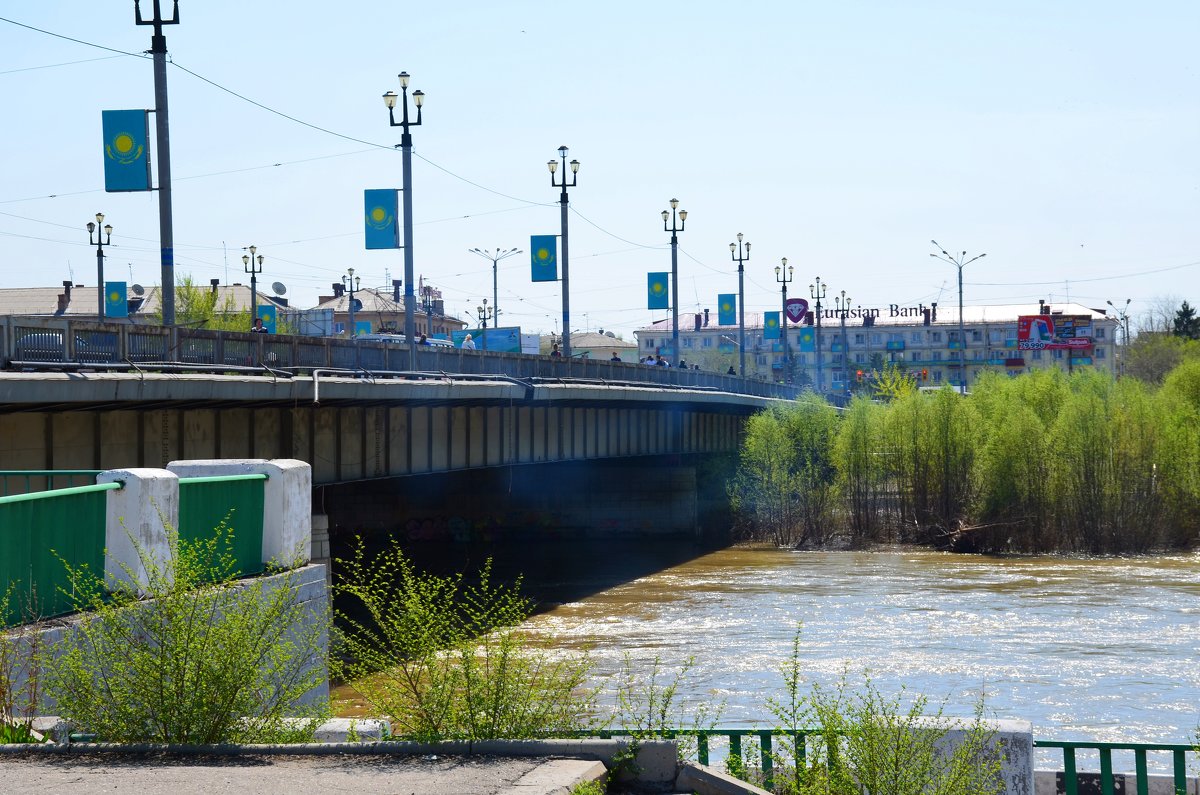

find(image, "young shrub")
[612,653,724,766]
[333,539,596,741]
[834,396,887,545]
[0,585,46,744]
[43,522,329,744]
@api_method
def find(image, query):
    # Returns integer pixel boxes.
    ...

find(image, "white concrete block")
[97,468,178,593]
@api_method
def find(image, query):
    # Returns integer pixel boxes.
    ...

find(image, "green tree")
[153,275,252,332]
[1173,300,1200,340]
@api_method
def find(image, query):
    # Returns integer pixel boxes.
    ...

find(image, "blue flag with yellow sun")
[798,327,815,352]
[257,304,277,333]
[530,235,558,282]
[718,293,736,326]
[764,311,781,339]
[104,281,128,318]
[648,272,669,309]
[364,189,399,249]
[102,110,151,192]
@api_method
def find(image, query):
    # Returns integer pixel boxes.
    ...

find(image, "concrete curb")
[676,760,772,795]
[506,758,608,794]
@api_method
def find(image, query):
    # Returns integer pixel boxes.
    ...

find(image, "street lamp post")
[730,233,750,376]
[86,213,113,322]
[809,277,827,392]
[548,147,579,359]
[476,299,493,351]
[468,247,521,329]
[241,245,264,324]
[134,0,179,326]
[382,71,425,368]
[343,268,360,337]
[1107,298,1131,377]
[775,258,793,383]
[835,290,852,395]
[661,199,687,367]
[930,241,986,394]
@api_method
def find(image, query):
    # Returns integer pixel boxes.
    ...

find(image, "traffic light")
[921,368,929,381]
[856,370,864,383]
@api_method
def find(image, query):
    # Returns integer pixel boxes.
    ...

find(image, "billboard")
[1017,315,1094,351]
[450,326,522,353]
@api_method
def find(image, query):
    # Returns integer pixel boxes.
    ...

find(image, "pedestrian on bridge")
[462,334,475,350]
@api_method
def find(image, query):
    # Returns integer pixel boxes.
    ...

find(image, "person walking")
[461,334,475,350]
[250,317,268,334]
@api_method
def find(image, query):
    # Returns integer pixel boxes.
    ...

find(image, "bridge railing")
[0,316,800,400]
[0,469,102,496]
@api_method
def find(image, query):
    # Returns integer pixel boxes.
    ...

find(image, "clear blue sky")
[2,2,1197,338]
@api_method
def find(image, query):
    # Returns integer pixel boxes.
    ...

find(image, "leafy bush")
[333,539,596,741]
[43,522,329,744]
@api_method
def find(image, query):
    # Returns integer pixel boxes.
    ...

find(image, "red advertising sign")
[785,298,809,324]
[1017,315,1093,350]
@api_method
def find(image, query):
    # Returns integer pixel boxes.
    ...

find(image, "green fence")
[0,482,119,625]
[0,470,101,497]
[1035,739,1193,795]
[177,474,267,578]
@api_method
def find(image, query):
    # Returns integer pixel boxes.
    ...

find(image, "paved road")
[0,752,575,794]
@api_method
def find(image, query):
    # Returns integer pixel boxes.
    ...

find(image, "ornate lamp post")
[241,245,264,324]
[87,213,113,321]
[809,277,827,392]
[661,198,687,367]
[835,290,852,395]
[730,233,750,376]
[468,247,521,329]
[382,71,425,367]
[930,241,986,394]
[1107,298,1131,377]
[775,258,793,382]
[476,299,493,351]
[548,146,579,359]
[343,268,361,337]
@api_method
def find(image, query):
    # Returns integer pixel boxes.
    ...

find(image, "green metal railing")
[572,729,1196,793]
[0,481,120,624]
[177,473,267,578]
[0,470,101,496]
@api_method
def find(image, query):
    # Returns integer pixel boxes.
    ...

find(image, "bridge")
[1,317,796,543]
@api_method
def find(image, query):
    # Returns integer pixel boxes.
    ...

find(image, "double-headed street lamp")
[86,213,113,321]
[775,258,793,383]
[1107,298,1131,377]
[730,233,750,376]
[242,245,264,324]
[476,298,493,351]
[835,290,852,395]
[469,246,521,330]
[343,267,361,337]
[662,199,687,367]
[548,147,579,359]
[809,277,827,392]
[930,241,986,395]
[382,71,425,367]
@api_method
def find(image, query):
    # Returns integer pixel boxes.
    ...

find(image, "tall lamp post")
[835,290,852,395]
[661,198,687,367]
[1107,298,1131,377]
[87,213,113,322]
[476,299,493,351]
[134,0,179,326]
[730,233,750,376]
[468,247,521,329]
[809,277,827,392]
[775,258,793,382]
[930,241,986,394]
[241,245,264,324]
[548,146,579,359]
[382,71,425,368]
[343,268,361,337]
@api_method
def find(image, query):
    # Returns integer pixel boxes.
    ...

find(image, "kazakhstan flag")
[647,272,669,310]
[531,235,558,282]
[102,110,151,193]
[364,189,399,249]
[799,327,815,352]
[764,311,781,340]
[718,293,736,326]
[258,304,277,333]
[104,281,128,318]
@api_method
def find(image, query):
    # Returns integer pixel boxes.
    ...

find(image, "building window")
[871,333,883,345]
[855,353,866,364]
[931,332,942,342]
[1053,349,1064,360]
[1096,328,1106,339]
[911,332,922,343]
[797,353,807,365]
[989,330,1004,343]
[702,337,712,348]
[1096,347,1106,359]
[757,355,767,365]
[933,370,943,382]
[1032,350,1043,360]
[645,338,655,349]
[932,351,942,361]
[855,333,865,344]
[683,338,693,348]
[972,330,983,342]
[974,350,984,360]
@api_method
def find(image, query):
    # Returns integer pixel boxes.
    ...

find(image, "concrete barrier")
[96,467,177,593]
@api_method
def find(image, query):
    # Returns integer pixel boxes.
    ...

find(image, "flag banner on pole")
[364,189,400,249]
[764,311,781,339]
[798,327,815,352]
[785,297,809,325]
[718,294,736,326]
[258,304,277,333]
[104,281,128,318]
[102,110,151,192]
[354,320,373,336]
[647,272,669,309]
[530,235,558,281]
